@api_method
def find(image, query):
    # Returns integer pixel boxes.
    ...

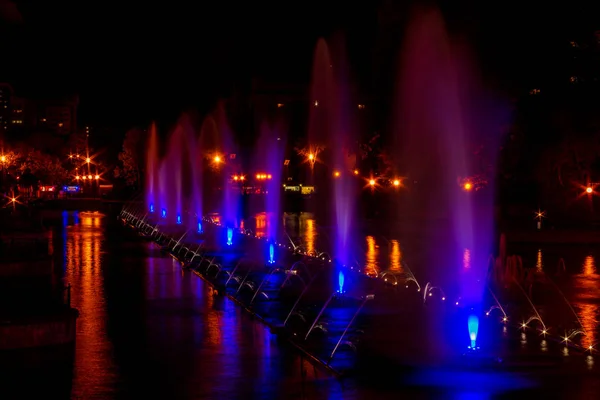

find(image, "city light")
[308,153,314,161]
[256,173,272,180]
[94,175,99,180]
[75,175,80,180]
[87,175,92,180]
[1,155,6,162]
[333,171,340,178]
[369,179,375,186]
[214,155,221,163]
[353,169,359,175]
[463,182,472,191]
[86,157,91,163]
[393,179,400,186]
[586,186,593,194]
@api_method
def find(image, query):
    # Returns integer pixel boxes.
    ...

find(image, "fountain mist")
[308,37,357,266]
[256,122,286,242]
[396,7,503,348]
[214,103,239,228]
[146,123,159,213]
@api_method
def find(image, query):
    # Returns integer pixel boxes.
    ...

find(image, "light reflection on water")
[389,240,403,273]
[55,211,600,398]
[64,212,116,397]
[463,248,471,270]
[364,236,379,276]
[61,211,362,398]
[573,256,598,349]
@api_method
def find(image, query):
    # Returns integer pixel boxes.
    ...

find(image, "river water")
[51,210,600,399]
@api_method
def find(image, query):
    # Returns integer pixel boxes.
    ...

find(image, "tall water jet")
[213,102,239,229]
[158,161,168,219]
[255,122,286,243]
[165,126,184,223]
[177,114,203,227]
[145,123,159,213]
[308,36,357,266]
[396,7,503,351]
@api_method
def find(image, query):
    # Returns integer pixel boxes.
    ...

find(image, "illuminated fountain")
[395,7,503,352]
[255,121,286,263]
[146,123,159,214]
[308,37,358,286]
[214,103,240,234]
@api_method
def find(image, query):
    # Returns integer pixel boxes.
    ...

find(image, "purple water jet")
[145,123,159,213]
[307,37,358,266]
[396,7,504,350]
[213,103,240,229]
[255,122,286,242]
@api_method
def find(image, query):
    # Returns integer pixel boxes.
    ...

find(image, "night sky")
[1,1,599,128]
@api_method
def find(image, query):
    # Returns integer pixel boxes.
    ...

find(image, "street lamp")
[85,157,91,163]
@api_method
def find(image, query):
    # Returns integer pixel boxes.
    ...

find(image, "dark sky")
[1,1,599,128]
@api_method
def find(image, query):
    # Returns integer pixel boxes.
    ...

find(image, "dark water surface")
[50,211,600,399]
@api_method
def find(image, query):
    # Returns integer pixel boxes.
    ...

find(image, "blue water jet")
[226,227,233,246]
[161,208,167,218]
[267,243,275,264]
[197,220,203,233]
[337,270,345,294]
[468,314,479,349]
[149,203,154,213]
[176,214,182,224]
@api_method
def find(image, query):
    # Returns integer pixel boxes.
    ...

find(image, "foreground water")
[49,210,600,399]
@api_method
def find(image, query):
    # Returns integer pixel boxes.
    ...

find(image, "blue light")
[226,228,233,246]
[149,203,154,213]
[337,271,345,293]
[176,214,182,224]
[197,220,203,233]
[161,208,167,218]
[468,314,479,349]
[267,243,275,264]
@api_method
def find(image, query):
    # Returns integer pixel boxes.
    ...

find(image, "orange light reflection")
[365,236,379,276]
[463,248,471,270]
[303,215,316,255]
[64,213,116,393]
[575,255,597,349]
[536,249,543,272]
[255,212,267,238]
[388,240,403,272]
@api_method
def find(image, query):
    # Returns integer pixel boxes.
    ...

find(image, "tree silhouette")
[114,128,144,187]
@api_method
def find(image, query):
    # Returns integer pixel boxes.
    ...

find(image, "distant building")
[0,82,79,136]
[0,83,13,135]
